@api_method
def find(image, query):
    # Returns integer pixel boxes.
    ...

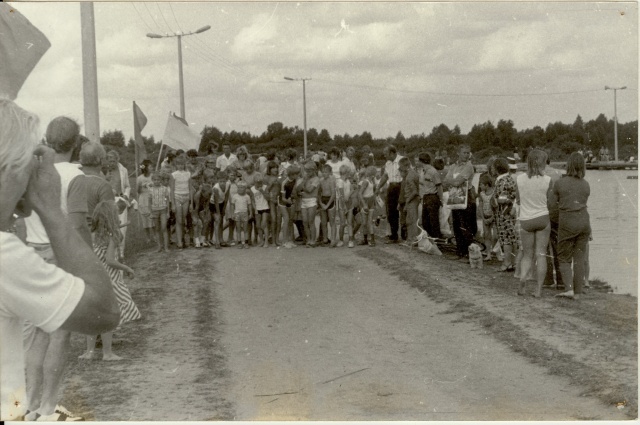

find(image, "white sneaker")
[336,241,344,247]
[35,405,84,421]
[348,240,354,248]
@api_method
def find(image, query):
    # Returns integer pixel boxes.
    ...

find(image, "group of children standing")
[135,147,387,251]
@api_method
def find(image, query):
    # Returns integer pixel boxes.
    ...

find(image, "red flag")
[133,101,147,162]
[0,4,51,100]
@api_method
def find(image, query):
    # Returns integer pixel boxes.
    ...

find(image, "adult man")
[376,145,404,243]
[417,152,443,239]
[342,146,357,174]
[10,114,117,422]
[80,142,115,224]
[216,142,238,172]
[104,150,131,252]
[444,144,476,261]
[398,157,420,245]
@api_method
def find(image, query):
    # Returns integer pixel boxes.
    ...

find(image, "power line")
[182,41,243,77]
[155,2,174,33]
[130,3,154,33]
[187,37,256,80]
[143,3,163,33]
[313,78,607,97]
[167,3,184,33]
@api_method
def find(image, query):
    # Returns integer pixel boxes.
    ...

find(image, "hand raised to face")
[24,145,62,217]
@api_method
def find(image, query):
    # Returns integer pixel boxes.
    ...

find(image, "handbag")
[447,181,468,210]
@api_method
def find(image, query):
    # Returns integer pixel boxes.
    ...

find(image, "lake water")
[471,169,638,296]
[584,170,638,296]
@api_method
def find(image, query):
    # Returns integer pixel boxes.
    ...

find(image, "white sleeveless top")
[24,162,85,244]
[516,173,551,221]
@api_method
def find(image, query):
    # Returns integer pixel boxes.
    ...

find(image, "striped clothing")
[150,186,170,211]
[94,244,141,326]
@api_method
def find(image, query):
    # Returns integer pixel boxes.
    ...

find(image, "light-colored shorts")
[234,211,249,223]
[520,214,550,233]
[23,243,56,350]
[301,197,317,209]
[140,212,153,229]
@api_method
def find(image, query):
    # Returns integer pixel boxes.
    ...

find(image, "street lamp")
[284,76,311,158]
[147,25,211,120]
[604,85,627,161]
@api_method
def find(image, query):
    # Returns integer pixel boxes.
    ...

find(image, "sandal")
[498,265,514,272]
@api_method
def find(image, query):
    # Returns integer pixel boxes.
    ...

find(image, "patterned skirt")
[94,244,141,326]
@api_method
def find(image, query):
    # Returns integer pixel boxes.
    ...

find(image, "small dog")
[468,242,484,269]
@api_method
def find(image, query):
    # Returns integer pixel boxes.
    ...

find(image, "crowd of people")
[1,104,592,422]
[144,142,590,301]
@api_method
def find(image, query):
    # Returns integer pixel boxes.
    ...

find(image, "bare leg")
[518,229,535,295]
[320,208,329,243]
[328,208,337,246]
[101,332,122,361]
[24,326,49,412]
[37,329,71,416]
[532,225,551,297]
[78,335,97,359]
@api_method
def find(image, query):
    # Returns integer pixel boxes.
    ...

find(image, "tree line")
[99,113,638,172]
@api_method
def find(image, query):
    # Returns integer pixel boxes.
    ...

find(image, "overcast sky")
[11,1,639,144]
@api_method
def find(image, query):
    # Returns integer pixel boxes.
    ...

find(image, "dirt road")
[62,240,635,421]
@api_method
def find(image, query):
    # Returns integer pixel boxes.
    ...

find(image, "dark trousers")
[451,202,477,257]
[544,220,564,287]
[386,183,402,240]
[422,194,442,239]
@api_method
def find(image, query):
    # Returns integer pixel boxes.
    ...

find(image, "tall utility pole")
[147,25,211,120]
[284,76,311,158]
[605,85,627,162]
[80,3,100,143]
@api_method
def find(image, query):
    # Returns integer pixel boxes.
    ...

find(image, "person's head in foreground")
[0,99,119,421]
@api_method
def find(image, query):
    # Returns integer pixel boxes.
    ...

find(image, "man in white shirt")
[0,101,119,421]
[216,142,238,172]
[21,117,94,422]
[342,146,357,174]
[444,144,476,260]
[376,145,404,243]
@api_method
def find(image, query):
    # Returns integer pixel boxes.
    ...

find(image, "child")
[318,163,337,246]
[279,165,300,249]
[212,172,229,249]
[242,161,262,245]
[170,156,192,249]
[478,174,496,261]
[136,159,155,243]
[79,201,141,361]
[251,176,270,247]
[193,181,212,248]
[150,172,171,252]
[335,164,354,247]
[300,161,320,247]
[359,166,377,246]
[230,181,252,249]
[266,161,282,246]
[224,166,239,246]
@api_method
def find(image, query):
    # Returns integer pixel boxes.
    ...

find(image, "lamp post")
[147,25,211,120]
[284,76,311,158]
[604,85,627,162]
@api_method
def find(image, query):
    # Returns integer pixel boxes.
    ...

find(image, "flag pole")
[133,101,139,181]
[155,140,164,171]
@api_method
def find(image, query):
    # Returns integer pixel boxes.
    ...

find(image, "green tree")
[100,130,126,149]
[496,119,516,150]
[200,125,223,153]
